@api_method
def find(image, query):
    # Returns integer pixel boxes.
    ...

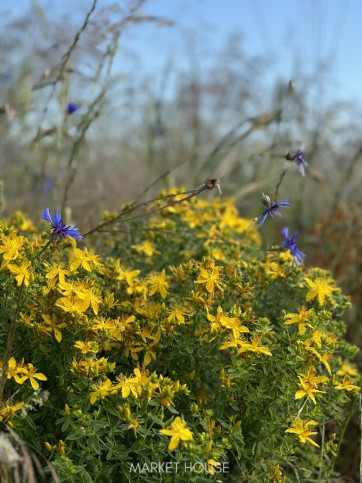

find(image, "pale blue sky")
[1,0,361,100]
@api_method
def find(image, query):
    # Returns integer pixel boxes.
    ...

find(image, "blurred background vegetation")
[0,0,361,478]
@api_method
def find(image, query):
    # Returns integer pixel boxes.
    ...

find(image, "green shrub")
[0,193,359,482]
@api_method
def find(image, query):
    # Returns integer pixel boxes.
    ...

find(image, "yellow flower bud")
[124,408,131,421]
[234,421,241,430]
[205,440,213,452]
[45,442,53,451]
[64,404,71,415]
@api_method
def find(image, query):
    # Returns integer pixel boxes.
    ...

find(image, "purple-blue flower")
[281,227,306,266]
[259,194,290,226]
[67,103,79,115]
[285,149,308,176]
[42,209,83,240]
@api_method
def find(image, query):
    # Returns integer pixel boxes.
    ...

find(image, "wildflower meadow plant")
[259,194,290,225]
[281,227,306,265]
[42,209,83,240]
[0,186,359,482]
[285,149,308,176]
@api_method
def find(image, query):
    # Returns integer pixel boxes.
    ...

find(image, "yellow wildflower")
[334,375,360,393]
[167,306,192,324]
[115,263,140,286]
[298,366,328,385]
[15,363,47,390]
[295,368,327,404]
[113,374,141,398]
[284,306,313,334]
[278,251,294,266]
[270,464,286,482]
[295,380,325,404]
[318,353,332,375]
[207,306,230,332]
[90,378,113,404]
[5,357,22,380]
[208,459,221,475]
[285,418,319,447]
[56,295,88,314]
[45,263,70,284]
[74,284,102,315]
[336,364,359,378]
[0,400,24,423]
[237,338,272,356]
[305,277,336,305]
[220,316,249,339]
[7,261,32,286]
[128,416,140,434]
[41,314,66,342]
[0,234,24,261]
[195,266,223,294]
[70,247,94,272]
[265,261,286,279]
[124,343,144,361]
[148,269,169,299]
[132,240,159,257]
[74,341,99,354]
[160,416,193,450]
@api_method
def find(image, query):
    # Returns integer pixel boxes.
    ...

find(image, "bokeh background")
[1,0,361,478]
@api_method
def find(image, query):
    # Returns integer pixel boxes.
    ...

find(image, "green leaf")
[89,434,100,454]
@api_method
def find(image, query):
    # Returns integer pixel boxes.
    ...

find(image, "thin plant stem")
[323,394,359,483]
[32,239,52,260]
[295,398,308,420]
[274,169,287,201]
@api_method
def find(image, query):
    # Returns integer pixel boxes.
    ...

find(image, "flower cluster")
[0,193,358,482]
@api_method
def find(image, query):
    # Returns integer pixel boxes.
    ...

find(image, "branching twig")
[83,178,221,238]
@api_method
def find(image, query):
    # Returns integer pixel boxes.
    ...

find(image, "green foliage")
[0,194,360,482]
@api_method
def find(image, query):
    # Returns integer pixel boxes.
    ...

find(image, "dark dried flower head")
[259,196,290,226]
[281,227,306,266]
[42,209,83,240]
[285,149,308,176]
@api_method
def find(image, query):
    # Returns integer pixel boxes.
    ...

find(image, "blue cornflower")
[67,103,79,115]
[281,227,306,266]
[42,209,83,240]
[285,149,308,176]
[259,194,290,226]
